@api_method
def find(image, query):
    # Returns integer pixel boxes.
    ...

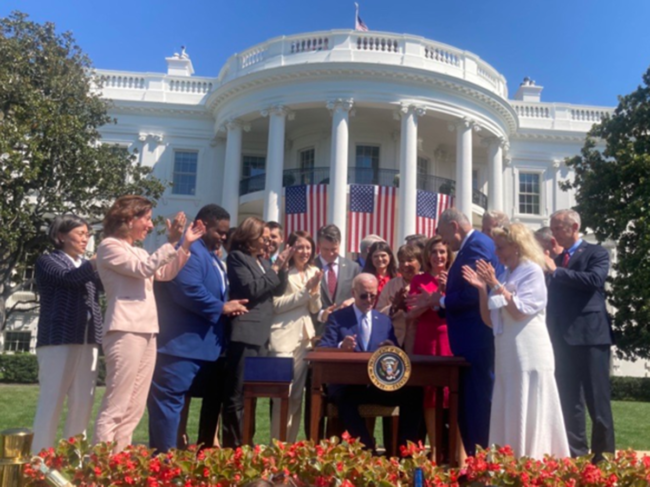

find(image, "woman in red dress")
[407,235,454,450]
[362,241,397,305]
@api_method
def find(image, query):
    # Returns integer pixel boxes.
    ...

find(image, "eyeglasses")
[358,293,377,301]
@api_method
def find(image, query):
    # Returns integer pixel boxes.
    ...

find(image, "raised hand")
[391,287,408,312]
[476,260,497,287]
[181,220,206,251]
[438,270,448,293]
[272,245,295,271]
[462,264,485,290]
[166,212,187,245]
[306,270,323,293]
[321,303,338,323]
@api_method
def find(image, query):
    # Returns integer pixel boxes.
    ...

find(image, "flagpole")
[354,3,359,30]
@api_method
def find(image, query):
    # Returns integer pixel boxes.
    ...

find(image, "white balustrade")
[355,35,400,52]
[240,46,267,69]
[513,104,552,119]
[423,44,460,66]
[100,75,146,90]
[168,79,213,94]
[290,36,330,53]
[571,109,608,122]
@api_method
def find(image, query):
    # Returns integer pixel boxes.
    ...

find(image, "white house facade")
[4,29,646,375]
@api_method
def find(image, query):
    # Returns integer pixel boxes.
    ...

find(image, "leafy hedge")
[2,353,650,402]
[0,354,107,385]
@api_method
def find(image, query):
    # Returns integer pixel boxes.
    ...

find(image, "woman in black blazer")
[222,217,293,447]
[31,214,103,453]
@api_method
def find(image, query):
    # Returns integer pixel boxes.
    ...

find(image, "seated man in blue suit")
[148,204,249,452]
[319,273,423,452]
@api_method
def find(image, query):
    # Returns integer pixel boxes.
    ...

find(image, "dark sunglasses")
[359,293,377,301]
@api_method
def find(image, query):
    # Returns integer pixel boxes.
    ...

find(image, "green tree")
[562,66,650,359]
[0,12,167,328]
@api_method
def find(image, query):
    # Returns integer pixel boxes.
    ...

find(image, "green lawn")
[1,384,649,451]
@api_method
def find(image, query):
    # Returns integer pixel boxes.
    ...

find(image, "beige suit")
[269,266,321,442]
[94,237,190,452]
[377,276,417,355]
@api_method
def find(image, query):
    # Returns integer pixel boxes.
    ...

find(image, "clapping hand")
[306,270,323,294]
[391,287,408,313]
[476,260,497,288]
[438,271,448,293]
[341,334,357,351]
[543,254,557,273]
[181,220,206,251]
[272,245,295,272]
[223,299,249,317]
[166,212,187,245]
[321,303,338,323]
[461,265,485,290]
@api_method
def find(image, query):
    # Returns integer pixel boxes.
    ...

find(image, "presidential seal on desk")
[368,346,411,391]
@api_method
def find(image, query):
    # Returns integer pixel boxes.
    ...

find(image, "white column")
[398,104,425,243]
[327,99,354,248]
[486,136,505,211]
[222,119,248,225]
[453,118,475,217]
[262,106,293,222]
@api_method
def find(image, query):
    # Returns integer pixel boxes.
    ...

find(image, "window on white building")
[417,156,429,176]
[242,155,266,178]
[299,148,316,184]
[4,331,31,353]
[355,145,380,184]
[172,151,198,195]
[519,172,541,215]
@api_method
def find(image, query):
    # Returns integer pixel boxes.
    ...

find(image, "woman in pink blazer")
[94,195,204,452]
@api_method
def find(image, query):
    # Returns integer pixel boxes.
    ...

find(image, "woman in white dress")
[269,230,322,442]
[461,223,570,459]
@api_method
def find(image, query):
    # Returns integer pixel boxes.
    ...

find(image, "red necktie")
[561,251,570,268]
[327,262,337,298]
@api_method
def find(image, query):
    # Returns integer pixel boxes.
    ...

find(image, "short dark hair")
[396,243,422,268]
[195,204,230,224]
[229,216,265,255]
[362,241,398,278]
[103,195,153,238]
[265,221,283,234]
[317,224,341,245]
[405,234,428,251]
[48,214,90,249]
[287,231,316,267]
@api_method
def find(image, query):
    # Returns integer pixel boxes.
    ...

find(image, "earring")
[128,222,133,229]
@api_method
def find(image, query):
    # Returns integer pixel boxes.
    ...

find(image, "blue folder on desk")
[244,357,293,383]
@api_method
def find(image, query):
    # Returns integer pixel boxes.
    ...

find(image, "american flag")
[415,190,455,237]
[284,185,328,240]
[348,184,396,252]
[354,3,369,31]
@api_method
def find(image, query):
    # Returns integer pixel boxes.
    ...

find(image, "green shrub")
[0,353,39,383]
[0,354,107,385]
[610,376,650,402]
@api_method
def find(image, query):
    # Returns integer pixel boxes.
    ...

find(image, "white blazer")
[97,237,190,335]
[269,266,321,354]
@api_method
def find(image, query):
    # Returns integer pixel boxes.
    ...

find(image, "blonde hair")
[492,223,546,270]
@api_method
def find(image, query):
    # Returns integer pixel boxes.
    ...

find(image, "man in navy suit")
[148,204,248,452]
[319,273,423,451]
[546,209,615,462]
[407,208,498,456]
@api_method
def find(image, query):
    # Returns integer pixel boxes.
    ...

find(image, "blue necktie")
[359,313,371,351]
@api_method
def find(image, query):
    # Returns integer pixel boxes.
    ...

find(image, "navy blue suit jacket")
[35,250,103,347]
[445,230,498,355]
[319,305,397,351]
[155,239,229,361]
[547,241,613,346]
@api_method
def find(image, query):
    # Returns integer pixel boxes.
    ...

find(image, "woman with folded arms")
[93,195,204,452]
[31,214,103,453]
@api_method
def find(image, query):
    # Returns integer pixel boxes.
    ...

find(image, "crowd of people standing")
[31,196,615,464]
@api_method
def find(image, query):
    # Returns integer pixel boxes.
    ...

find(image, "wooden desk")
[305,351,469,466]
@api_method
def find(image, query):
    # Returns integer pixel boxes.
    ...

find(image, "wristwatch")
[492,282,504,292]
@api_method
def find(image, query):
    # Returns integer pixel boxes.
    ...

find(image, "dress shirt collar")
[459,229,475,252]
[352,304,372,325]
[319,255,340,271]
[566,239,583,257]
[61,251,83,268]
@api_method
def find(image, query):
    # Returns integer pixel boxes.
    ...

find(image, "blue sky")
[3,0,649,106]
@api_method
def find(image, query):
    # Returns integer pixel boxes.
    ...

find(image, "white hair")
[440,208,471,227]
[353,272,378,289]
[359,234,385,255]
[551,209,581,230]
[482,210,510,227]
